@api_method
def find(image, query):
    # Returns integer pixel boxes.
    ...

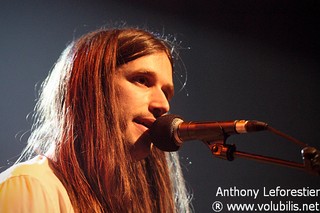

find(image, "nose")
[149,87,170,118]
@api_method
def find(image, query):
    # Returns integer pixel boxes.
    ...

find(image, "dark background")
[1,0,319,212]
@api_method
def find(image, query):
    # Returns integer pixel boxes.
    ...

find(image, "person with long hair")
[0,27,192,212]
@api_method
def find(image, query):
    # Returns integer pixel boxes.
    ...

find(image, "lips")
[133,117,155,130]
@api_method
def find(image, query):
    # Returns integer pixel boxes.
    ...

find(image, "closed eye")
[127,70,173,100]
[131,75,153,87]
[135,76,148,85]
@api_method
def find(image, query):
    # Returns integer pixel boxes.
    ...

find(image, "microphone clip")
[210,141,236,161]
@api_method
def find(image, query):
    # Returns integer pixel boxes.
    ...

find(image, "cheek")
[116,85,142,110]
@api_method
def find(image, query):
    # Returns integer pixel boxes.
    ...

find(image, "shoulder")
[0,156,73,212]
[1,155,57,182]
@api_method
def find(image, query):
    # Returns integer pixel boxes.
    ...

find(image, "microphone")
[150,114,268,151]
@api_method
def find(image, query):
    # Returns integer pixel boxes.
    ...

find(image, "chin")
[130,142,152,161]
[129,131,153,161]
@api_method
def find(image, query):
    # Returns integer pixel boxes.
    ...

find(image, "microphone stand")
[204,126,320,176]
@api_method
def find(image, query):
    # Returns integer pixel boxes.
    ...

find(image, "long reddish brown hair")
[23,28,191,212]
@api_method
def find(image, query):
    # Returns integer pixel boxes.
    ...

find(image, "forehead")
[118,52,173,80]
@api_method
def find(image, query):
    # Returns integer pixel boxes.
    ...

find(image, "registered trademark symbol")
[212,201,223,212]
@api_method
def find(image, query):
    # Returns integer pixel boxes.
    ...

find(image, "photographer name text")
[216,186,320,199]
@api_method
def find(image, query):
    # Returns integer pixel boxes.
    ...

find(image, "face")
[115,51,174,160]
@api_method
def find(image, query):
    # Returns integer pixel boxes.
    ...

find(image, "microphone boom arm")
[208,141,306,172]
[206,137,320,176]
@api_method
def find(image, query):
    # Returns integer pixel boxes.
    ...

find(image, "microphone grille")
[150,114,182,151]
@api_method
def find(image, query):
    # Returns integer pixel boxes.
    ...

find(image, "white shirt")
[0,155,74,213]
